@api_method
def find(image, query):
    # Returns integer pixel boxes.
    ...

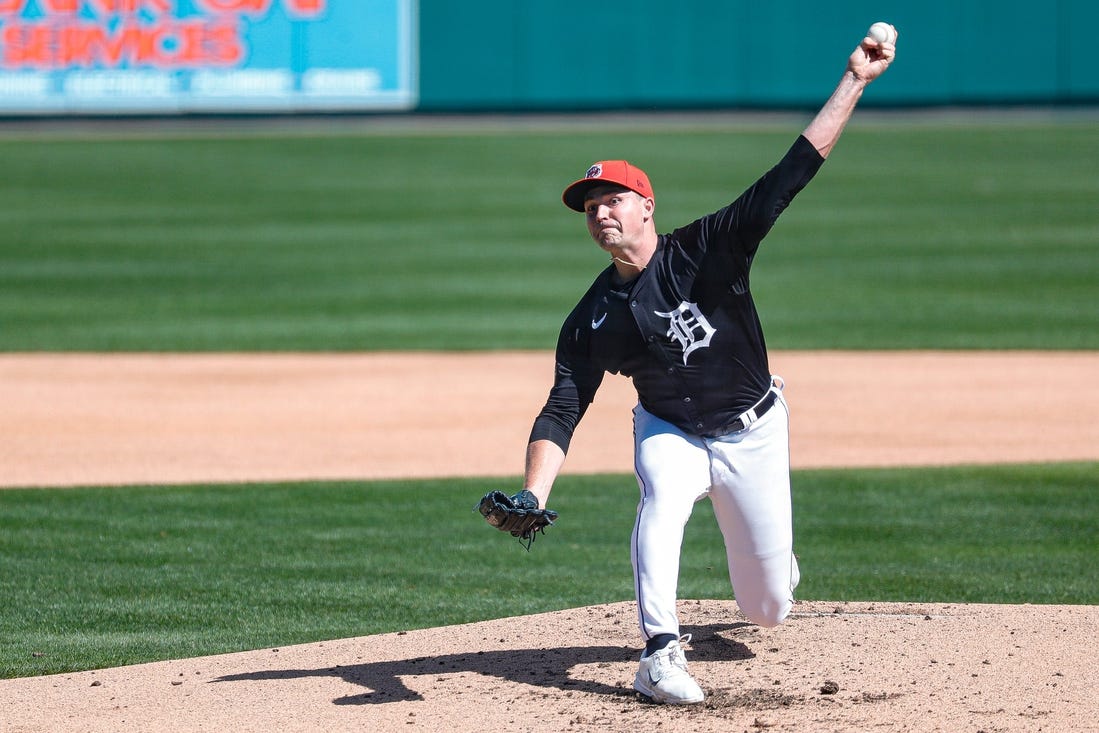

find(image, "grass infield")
[2,462,1097,678]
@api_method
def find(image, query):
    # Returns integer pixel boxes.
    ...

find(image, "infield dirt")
[1,350,1097,732]
[3,350,1098,488]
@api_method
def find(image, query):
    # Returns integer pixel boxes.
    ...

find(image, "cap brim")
[563,178,641,212]
[562,179,605,212]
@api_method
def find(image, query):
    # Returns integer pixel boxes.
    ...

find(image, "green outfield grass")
[1,119,1096,351]
[2,463,1096,678]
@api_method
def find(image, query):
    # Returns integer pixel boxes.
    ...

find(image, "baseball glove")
[478,489,558,549]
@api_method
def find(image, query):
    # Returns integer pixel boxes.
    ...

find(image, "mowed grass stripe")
[1,122,1096,350]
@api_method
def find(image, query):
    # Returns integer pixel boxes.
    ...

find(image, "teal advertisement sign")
[0,0,417,113]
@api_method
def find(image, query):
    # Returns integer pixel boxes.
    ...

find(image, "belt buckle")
[739,408,758,429]
[740,391,775,429]
[710,389,776,438]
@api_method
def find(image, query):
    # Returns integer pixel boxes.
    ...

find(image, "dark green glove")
[478,489,558,549]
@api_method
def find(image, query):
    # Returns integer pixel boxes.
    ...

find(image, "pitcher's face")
[583,186,653,251]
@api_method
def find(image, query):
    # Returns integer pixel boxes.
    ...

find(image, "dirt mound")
[3,600,1095,732]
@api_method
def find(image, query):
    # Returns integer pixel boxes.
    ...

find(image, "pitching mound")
[3,600,1095,732]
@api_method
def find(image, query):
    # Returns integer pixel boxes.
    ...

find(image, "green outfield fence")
[418,0,1099,111]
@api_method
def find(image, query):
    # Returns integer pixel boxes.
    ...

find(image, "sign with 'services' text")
[0,0,417,114]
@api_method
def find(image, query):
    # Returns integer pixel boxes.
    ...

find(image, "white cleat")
[633,635,705,705]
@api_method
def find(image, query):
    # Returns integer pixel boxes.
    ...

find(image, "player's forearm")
[523,438,566,508]
[802,71,867,159]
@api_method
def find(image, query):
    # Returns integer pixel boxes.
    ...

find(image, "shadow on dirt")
[211,622,755,705]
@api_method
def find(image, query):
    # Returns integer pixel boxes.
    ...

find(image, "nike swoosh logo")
[591,313,608,330]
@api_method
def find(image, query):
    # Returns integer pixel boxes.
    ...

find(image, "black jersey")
[530,135,825,452]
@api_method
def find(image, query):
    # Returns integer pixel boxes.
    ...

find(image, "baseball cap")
[562,160,654,212]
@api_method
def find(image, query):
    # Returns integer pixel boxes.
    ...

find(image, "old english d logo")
[655,302,715,365]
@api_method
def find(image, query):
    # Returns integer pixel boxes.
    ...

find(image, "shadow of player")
[210,621,754,705]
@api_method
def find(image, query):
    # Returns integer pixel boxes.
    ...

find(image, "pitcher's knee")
[739,596,793,628]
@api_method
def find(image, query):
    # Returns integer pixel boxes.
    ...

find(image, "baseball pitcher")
[481,25,897,704]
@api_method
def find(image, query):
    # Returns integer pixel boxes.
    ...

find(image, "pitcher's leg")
[631,405,711,641]
[707,400,799,628]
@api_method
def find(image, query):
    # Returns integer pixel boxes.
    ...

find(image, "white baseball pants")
[630,383,799,640]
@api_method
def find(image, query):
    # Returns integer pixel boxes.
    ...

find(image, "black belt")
[707,389,780,437]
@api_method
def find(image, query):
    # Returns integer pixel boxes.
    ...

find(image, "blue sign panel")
[0,0,417,113]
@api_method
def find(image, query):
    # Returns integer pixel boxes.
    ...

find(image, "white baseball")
[868,21,896,44]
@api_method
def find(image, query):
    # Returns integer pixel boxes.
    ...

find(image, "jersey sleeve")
[528,307,605,454]
[671,135,825,261]
[733,134,824,248]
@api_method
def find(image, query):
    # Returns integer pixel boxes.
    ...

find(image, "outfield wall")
[418,0,1099,111]
[0,1,1095,115]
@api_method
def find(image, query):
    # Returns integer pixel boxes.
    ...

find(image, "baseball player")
[498,29,896,704]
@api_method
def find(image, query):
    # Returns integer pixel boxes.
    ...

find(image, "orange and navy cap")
[562,160,654,212]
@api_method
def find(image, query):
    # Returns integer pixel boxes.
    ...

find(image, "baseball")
[867,21,896,44]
